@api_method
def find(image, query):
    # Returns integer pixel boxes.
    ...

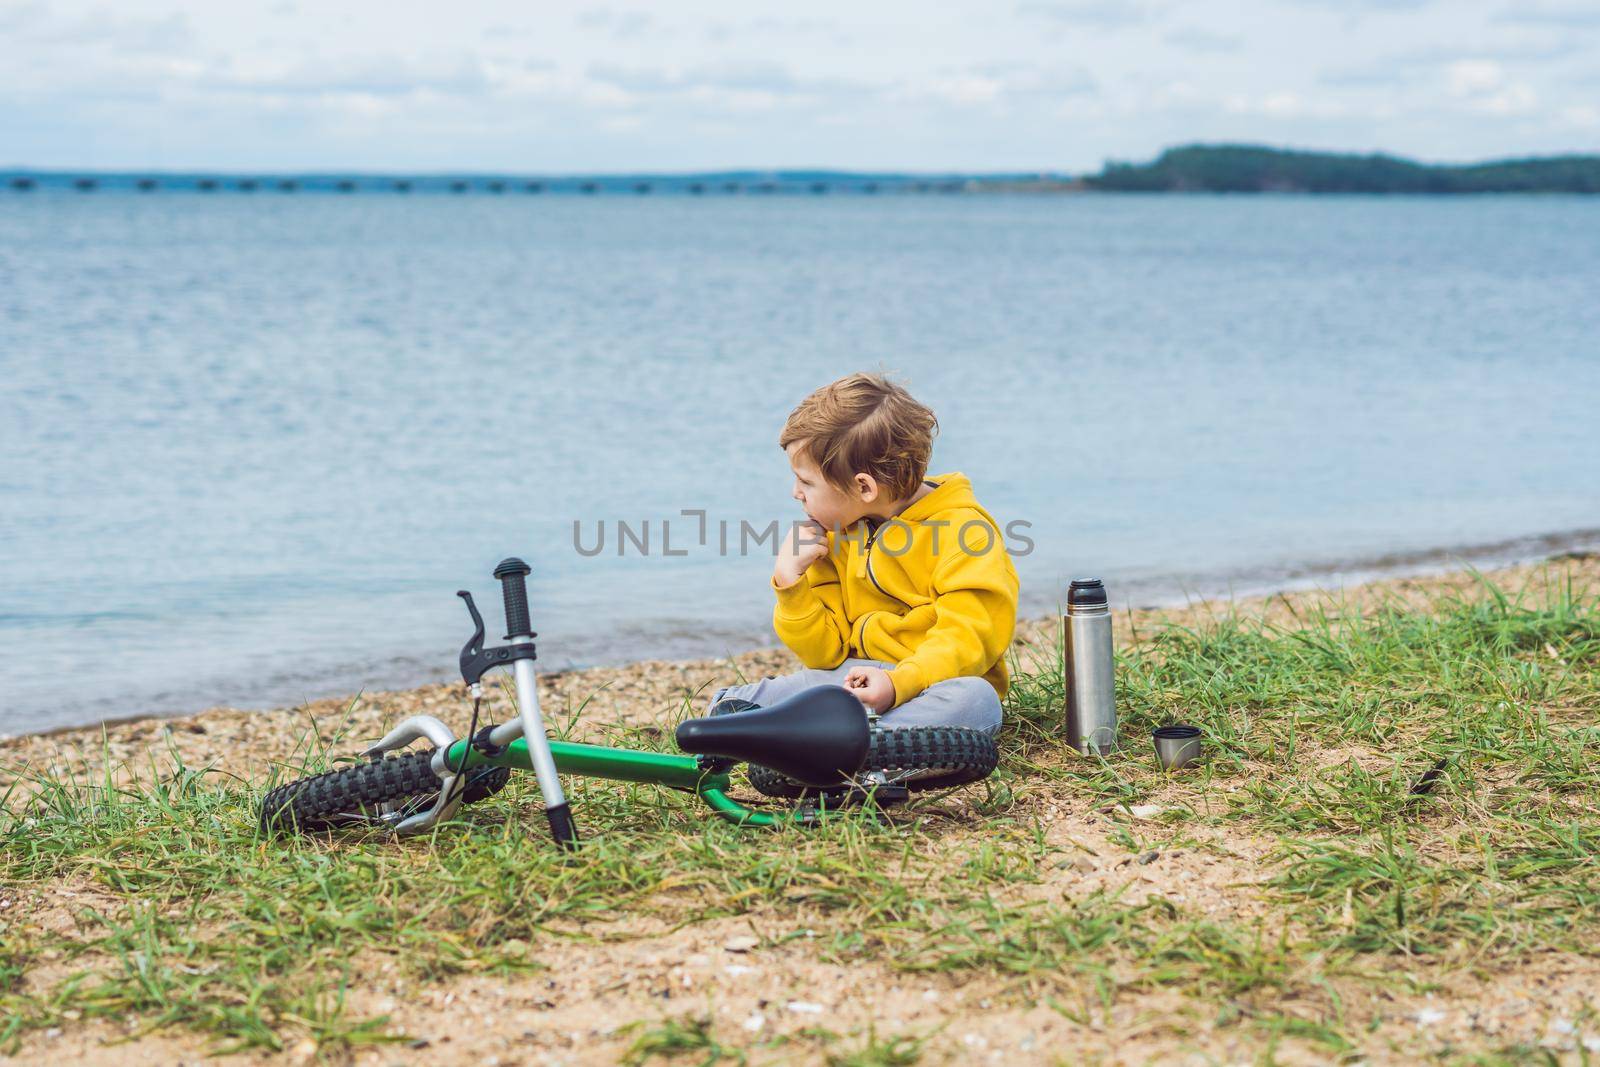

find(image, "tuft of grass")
[823,1024,932,1066]
[622,1014,744,1065]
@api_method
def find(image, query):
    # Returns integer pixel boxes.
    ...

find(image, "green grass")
[617,1016,932,1066]
[2,568,1597,1060]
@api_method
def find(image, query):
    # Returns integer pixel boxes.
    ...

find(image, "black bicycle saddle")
[675,684,871,787]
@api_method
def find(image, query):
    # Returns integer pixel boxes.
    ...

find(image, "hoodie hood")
[896,472,1000,529]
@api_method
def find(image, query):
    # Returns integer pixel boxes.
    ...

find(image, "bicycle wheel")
[258,749,511,834]
[745,724,999,799]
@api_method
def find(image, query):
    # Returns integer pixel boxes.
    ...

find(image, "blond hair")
[779,372,939,501]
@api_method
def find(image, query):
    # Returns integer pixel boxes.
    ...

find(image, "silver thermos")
[1063,577,1117,754]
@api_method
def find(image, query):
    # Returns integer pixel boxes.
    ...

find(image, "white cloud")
[1494,3,1600,28]
[1262,92,1307,117]
[1479,84,1539,115]
[1291,0,1436,10]
[6,6,194,53]
[1448,59,1505,96]
[970,62,1097,99]
[1164,26,1242,53]
[1015,1,1152,29]
[581,61,869,116]
[1561,103,1600,127]
[1320,37,1579,88]
[2,0,1596,171]
[903,74,1006,106]
[575,7,661,40]
[207,56,494,98]
[1447,59,1538,115]
[890,62,1096,110]
[1223,90,1347,119]
[703,16,849,46]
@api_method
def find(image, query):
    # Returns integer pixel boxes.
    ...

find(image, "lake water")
[3,192,1598,736]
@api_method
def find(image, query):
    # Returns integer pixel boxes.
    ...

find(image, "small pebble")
[787,1001,824,1014]
[723,936,759,953]
[1139,851,1160,865]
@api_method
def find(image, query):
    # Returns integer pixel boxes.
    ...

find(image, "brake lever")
[457,590,486,680]
[457,588,537,687]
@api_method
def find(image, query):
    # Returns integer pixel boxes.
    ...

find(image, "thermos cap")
[1067,578,1107,607]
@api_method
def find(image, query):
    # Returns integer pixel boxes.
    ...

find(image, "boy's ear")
[854,473,880,503]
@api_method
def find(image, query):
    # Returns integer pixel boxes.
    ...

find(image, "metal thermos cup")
[1152,725,1203,770]
[1063,578,1117,754]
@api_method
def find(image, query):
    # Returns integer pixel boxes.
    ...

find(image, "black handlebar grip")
[493,557,533,638]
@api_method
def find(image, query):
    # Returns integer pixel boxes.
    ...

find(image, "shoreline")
[6,524,1598,745]
[3,548,1596,786]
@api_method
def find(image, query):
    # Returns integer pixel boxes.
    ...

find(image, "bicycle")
[259,558,1001,846]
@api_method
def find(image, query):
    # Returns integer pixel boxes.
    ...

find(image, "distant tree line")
[1086,144,1600,193]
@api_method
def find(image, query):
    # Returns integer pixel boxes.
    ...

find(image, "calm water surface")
[2,192,1597,734]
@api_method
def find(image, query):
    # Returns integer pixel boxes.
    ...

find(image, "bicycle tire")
[258,749,510,835]
[745,724,999,799]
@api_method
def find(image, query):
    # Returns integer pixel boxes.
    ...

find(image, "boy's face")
[786,441,878,530]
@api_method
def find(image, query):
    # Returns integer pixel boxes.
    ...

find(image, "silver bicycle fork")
[489,645,571,834]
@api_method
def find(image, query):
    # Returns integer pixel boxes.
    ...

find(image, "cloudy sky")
[2,0,1596,173]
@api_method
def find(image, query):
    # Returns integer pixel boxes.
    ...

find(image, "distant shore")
[9,142,1599,195]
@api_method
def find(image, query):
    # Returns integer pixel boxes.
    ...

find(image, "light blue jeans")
[708,658,1003,737]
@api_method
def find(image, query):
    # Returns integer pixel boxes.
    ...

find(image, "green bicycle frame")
[440,735,801,828]
[360,564,882,839]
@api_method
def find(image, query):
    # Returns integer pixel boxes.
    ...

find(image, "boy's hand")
[774,519,829,589]
[844,665,895,714]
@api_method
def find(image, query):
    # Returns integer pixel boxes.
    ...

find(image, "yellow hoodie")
[770,472,1020,707]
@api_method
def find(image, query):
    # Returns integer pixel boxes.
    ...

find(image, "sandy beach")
[3,552,1598,1064]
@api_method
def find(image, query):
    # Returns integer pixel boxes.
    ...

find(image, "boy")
[708,372,1019,736]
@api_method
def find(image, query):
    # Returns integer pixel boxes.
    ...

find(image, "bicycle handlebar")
[493,557,533,639]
